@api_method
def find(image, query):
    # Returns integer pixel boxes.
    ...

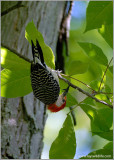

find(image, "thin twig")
[67,100,84,115]
[61,73,113,95]
[69,106,76,126]
[1,2,25,16]
[97,92,113,95]
[61,73,96,91]
[98,57,113,92]
[58,73,113,109]
[1,43,32,63]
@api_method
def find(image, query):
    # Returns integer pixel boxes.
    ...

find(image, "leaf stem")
[98,57,113,92]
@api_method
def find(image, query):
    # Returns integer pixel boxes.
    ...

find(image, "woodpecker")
[30,40,69,112]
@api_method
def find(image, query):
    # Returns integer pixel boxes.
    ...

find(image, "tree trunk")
[1,1,66,159]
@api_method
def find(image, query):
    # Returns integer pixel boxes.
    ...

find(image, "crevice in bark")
[20,97,36,132]
[20,97,39,158]
[5,152,14,159]
[19,147,25,157]
[1,98,7,123]
[33,96,37,115]
[2,140,13,159]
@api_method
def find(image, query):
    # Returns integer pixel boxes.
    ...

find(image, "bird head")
[47,86,70,112]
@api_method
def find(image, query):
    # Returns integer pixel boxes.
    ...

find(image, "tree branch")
[58,73,113,109]
[1,2,25,16]
[1,43,32,63]
[1,44,113,109]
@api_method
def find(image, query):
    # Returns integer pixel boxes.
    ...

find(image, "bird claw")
[55,70,63,77]
[56,70,62,74]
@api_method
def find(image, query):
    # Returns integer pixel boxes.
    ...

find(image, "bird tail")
[31,40,45,67]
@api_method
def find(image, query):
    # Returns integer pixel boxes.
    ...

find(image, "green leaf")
[68,60,89,75]
[1,46,32,98]
[98,24,113,49]
[109,66,113,74]
[66,93,78,107]
[80,149,113,159]
[103,142,113,151]
[90,80,101,91]
[80,102,113,132]
[82,97,95,106]
[85,1,113,32]
[88,61,102,80]
[25,21,55,69]
[89,79,106,92]
[1,69,32,98]
[102,65,113,93]
[49,115,76,159]
[105,85,113,99]
[1,47,30,70]
[78,42,108,66]
[91,107,113,133]
[92,130,113,141]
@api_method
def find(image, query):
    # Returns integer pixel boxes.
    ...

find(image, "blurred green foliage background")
[42,1,113,159]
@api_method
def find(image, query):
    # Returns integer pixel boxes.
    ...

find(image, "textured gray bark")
[1,1,66,159]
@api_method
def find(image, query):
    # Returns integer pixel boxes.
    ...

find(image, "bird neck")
[47,101,66,112]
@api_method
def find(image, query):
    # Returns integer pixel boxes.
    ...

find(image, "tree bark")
[1,1,66,159]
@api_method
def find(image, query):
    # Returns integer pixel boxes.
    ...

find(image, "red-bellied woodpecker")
[30,40,69,112]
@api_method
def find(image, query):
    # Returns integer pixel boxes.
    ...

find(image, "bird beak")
[62,85,70,97]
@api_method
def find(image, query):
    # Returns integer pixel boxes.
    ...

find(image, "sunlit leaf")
[89,79,105,92]
[91,84,113,106]
[49,115,76,159]
[1,69,32,98]
[85,1,113,32]
[78,42,108,66]
[1,47,30,70]
[101,65,113,93]
[25,21,55,69]
[98,24,113,49]
[90,80,101,92]
[80,101,113,132]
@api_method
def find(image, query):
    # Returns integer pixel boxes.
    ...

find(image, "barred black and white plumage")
[30,40,60,105]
